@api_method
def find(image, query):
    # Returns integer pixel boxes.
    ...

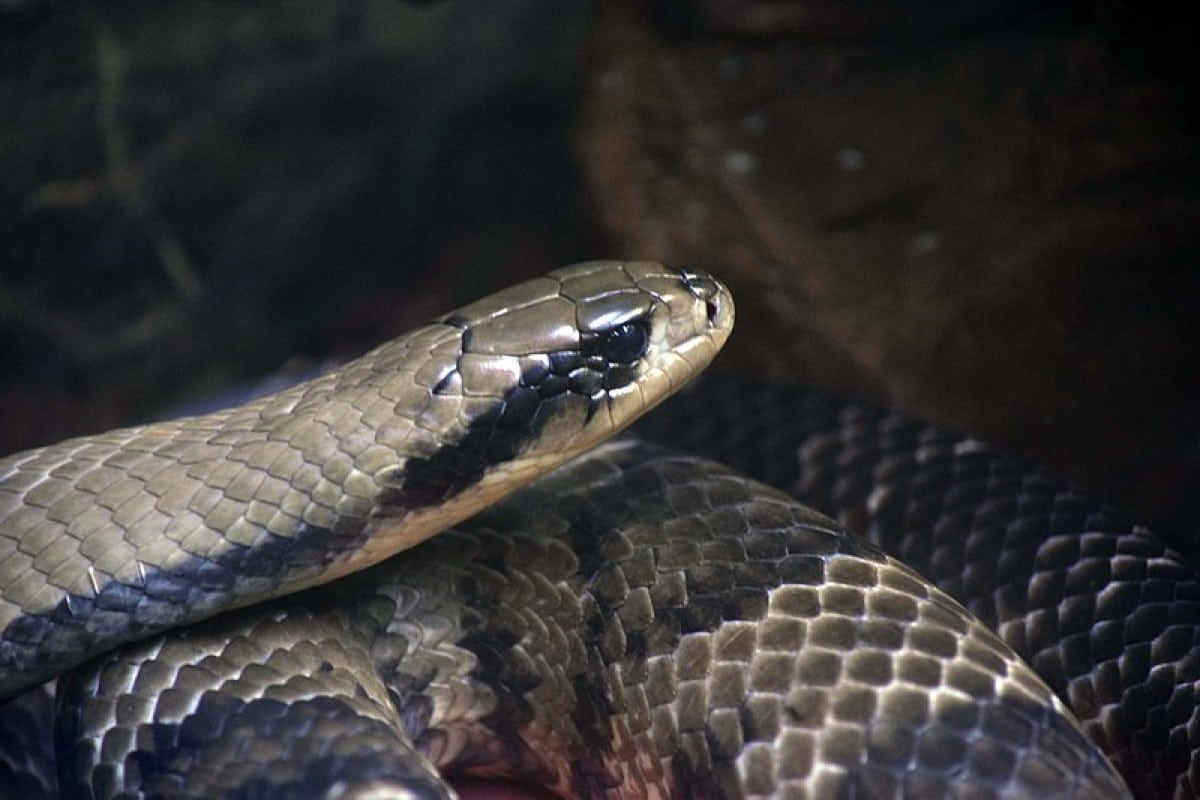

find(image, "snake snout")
[686,268,733,334]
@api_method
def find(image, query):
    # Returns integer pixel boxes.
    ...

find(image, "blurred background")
[1,0,1197,546]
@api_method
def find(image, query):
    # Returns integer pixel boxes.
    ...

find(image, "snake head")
[446,259,732,458]
[450,260,733,442]
[362,260,734,548]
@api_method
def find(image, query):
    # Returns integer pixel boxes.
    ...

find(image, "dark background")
[1,0,1198,544]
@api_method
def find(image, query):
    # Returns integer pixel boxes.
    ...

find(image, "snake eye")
[598,320,649,364]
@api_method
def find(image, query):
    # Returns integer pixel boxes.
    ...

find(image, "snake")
[0,260,1191,798]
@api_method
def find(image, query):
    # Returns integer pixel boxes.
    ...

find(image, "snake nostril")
[706,299,719,325]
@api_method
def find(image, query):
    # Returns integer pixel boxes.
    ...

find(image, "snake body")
[637,379,1200,799]
[0,261,732,700]
[0,260,1188,797]
[53,441,1126,798]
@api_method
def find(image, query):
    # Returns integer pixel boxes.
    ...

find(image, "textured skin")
[0,267,1171,796]
[0,261,733,699]
[57,442,1128,798]
[639,377,1200,799]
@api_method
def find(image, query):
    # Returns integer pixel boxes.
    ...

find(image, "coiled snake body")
[0,261,1193,798]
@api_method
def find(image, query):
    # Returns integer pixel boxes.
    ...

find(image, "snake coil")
[0,262,1191,798]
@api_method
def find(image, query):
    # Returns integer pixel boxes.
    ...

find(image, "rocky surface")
[580,0,1200,543]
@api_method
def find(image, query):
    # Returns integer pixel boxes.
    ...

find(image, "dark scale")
[568,368,602,397]
[496,387,541,430]
[596,321,649,365]
[548,350,583,375]
[518,359,550,387]
[536,375,569,399]
[579,320,650,367]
